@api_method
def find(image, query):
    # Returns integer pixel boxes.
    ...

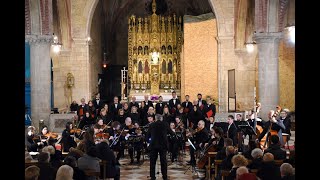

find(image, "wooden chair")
[83,169,100,180]
[220,170,230,180]
[214,160,223,178]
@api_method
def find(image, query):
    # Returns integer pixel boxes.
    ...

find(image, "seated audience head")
[25,165,40,180]
[63,156,77,168]
[224,138,233,147]
[251,148,263,159]
[270,135,280,145]
[38,152,50,163]
[226,146,235,156]
[56,165,74,180]
[236,166,249,179]
[263,152,274,162]
[280,163,294,177]
[42,145,55,155]
[232,154,249,167]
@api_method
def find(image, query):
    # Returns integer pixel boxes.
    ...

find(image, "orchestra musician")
[186,120,209,165]
[78,112,94,129]
[25,126,44,152]
[61,122,77,152]
[257,110,286,148]
[200,126,224,152]
[168,122,181,163]
[205,116,216,131]
[123,117,143,164]
[279,110,291,147]
[39,125,59,143]
[106,121,123,161]
[175,107,188,129]
[93,118,108,135]
[227,115,238,147]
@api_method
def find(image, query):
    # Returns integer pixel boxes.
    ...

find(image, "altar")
[125,0,183,100]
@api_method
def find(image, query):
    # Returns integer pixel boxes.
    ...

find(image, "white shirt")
[186,102,188,107]
[115,103,117,109]
[173,99,176,105]
[198,100,202,106]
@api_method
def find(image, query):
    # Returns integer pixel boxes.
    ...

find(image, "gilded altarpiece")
[128,0,183,97]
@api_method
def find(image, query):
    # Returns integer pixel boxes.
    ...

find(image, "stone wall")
[182,13,218,101]
[279,39,295,111]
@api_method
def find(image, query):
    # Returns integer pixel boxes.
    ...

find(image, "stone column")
[254,32,282,120]
[26,35,52,131]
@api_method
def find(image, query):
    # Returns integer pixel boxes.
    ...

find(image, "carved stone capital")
[25,35,53,44]
[253,32,283,44]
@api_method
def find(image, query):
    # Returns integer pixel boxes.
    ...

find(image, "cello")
[197,138,219,169]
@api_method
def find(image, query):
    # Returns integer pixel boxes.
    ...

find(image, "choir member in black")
[258,110,286,147]
[114,109,126,125]
[87,100,96,119]
[61,122,77,152]
[181,95,193,114]
[107,121,123,161]
[142,106,156,126]
[70,100,79,112]
[26,126,44,152]
[147,114,174,180]
[279,110,291,146]
[139,101,148,124]
[129,106,140,124]
[203,98,216,118]
[175,107,188,128]
[79,112,94,129]
[97,108,112,126]
[129,96,139,110]
[196,93,207,112]
[92,93,104,115]
[155,96,167,114]
[143,95,153,108]
[162,106,173,124]
[227,115,238,147]
[188,105,204,129]
[77,98,89,121]
[168,91,181,114]
[109,96,123,118]
[186,120,209,165]
[122,102,130,117]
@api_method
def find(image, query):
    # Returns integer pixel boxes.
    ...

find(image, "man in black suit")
[196,93,207,112]
[109,96,123,118]
[279,110,291,146]
[181,95,193,114]
[146,114,174,180]
[227,115,238,147]
[143,95,154,108]
[155,96,167,114]
[92,93,104,114]
[129,96,139,110]
[168,91,180,114]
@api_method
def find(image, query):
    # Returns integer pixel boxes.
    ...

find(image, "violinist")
[186,120,209,166]
[106,121,123,161]
[168,122,180,163]
[93,118,109,138]
[124,118,143,164]
[257,110,285,148]
[61,122,77,152]
[39,125,59,141]
[25,126,44,152]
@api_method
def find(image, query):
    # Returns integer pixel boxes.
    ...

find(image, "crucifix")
[121,67,128,101]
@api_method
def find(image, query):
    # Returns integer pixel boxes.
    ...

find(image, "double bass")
[197,137,219,169]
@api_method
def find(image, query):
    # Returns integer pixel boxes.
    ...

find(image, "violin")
[44,132,58,139]
[95,132,110,139]
[70,128,82,134]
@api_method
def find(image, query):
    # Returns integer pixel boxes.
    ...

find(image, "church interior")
[25,0,295,179]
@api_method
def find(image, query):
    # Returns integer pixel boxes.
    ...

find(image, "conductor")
[146,114,174,180]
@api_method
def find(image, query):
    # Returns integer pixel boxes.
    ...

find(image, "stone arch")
[85,0,100,37]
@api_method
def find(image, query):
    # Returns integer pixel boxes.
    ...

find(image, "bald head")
[263,152,274,162]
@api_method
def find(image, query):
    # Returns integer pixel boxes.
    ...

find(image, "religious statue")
[64,73,74,107]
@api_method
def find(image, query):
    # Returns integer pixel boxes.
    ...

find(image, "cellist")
[257,110,285,149]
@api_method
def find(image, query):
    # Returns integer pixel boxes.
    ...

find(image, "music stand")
[238,124,257,136]
[184,139,196,174]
